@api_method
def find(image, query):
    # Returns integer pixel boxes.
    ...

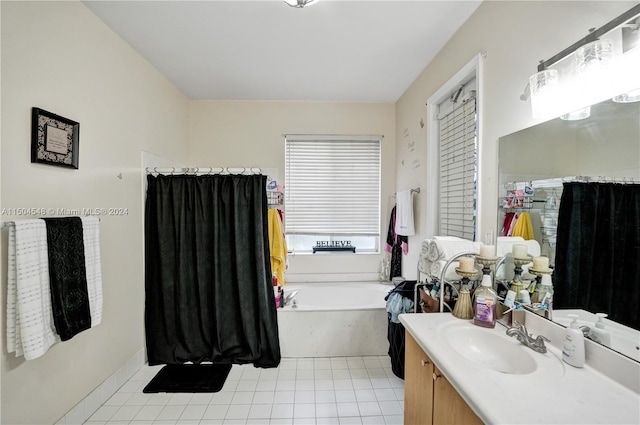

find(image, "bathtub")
[276,281,393,357]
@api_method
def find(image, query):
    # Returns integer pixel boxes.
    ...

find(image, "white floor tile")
[82,356,404,425]
[295,380,315,391]
[357,402,382,417]
[315,390,336,403]
[253,391,276,404]
[231,392,255,405]
[334,390,356,403]
[315,403,338,418]
[225,404,251,420]
[156,404,185,420]
[316,418,339,425]
[203,404,229,420]
[189,393,213,405]
[274,390,296,403]
[339,417,362,425]
[276,380,296,391]
[378,401,403,416]
[236,380,258,391]
[295,391,316,403]
[314,380,334,391]
[248,404,273,419]
[293,403,316,419]
[271,403,294,419]
[256,380,278,391]
[382,414,403,425]
[111,405,142,421]
[336,403,359,417]
[132,405,162,421]
[373,389,397,402]
[361,416,385,424]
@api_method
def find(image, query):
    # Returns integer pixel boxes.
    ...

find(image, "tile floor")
[84,356,404,425]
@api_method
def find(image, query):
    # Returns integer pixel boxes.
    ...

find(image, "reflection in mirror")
[498,98,640,363]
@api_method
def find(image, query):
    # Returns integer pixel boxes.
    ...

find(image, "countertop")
[399,312,640,424]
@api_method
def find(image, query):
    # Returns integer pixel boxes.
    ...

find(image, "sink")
[441,323,538,375]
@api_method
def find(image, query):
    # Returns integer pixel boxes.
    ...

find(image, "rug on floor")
[143,363,232,393]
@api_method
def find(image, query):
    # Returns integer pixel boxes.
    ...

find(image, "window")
[284,135,381,254]
[437,85,477,240]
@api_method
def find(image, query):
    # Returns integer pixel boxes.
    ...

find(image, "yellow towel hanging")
[512,212,535,240]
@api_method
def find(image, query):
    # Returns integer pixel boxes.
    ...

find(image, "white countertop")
[400,312,640,425]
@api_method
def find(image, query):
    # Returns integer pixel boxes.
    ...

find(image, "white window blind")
[438,92,477,240]
[285,136,381,236]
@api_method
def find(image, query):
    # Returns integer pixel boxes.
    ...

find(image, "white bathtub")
[276,282,392,357]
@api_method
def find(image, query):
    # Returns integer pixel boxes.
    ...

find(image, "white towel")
[82,217,103,327]
[428,239,481,261]
[394,190,415,236]
[7,220,60,360]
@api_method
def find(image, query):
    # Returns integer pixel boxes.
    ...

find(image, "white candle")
[459,256,475,272]
[512,244,528,258]
[479,244,496,258]
[533,256,549,270]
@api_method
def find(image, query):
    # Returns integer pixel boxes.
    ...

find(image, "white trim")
[284,134,383,141]
[425,53,484,240]
[57,349,145,425]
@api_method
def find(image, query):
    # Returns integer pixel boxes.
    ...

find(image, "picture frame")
[31,107,80,169]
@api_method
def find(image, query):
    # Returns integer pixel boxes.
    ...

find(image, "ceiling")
[83,0,482,103]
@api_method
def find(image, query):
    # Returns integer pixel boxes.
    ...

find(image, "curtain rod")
[507,175,637,188]
[2,217,101,228]
[146,167,262,176]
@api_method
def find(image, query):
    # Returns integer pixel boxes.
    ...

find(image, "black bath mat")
[143,363,232,393]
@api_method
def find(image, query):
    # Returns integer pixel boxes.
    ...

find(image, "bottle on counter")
[538,274,554,320]
[473,275,497,328]
[562,314,586,368]
[589,313,611,347]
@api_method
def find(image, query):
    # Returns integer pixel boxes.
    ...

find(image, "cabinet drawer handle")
[433,372,441,381]
[421,359,430,367]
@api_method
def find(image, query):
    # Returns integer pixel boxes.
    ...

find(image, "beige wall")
[395,0,637,275]
[188,101,396,280]
[0,2,189,424]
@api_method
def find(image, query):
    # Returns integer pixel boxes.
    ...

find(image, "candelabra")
[452,267,477,320]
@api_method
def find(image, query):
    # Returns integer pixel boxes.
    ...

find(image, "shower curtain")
[554,182,640,330]
[144,174,281,367]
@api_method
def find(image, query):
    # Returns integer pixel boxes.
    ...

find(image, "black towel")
[43,217,91,341]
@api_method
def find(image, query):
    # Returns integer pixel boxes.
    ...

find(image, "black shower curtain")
[554,182,640,330]
[144,174,281,367]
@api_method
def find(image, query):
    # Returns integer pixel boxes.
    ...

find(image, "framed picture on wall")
[31,107,80,169]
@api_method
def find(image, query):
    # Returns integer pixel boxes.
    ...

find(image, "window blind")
[285,136,381,236]
[438,93,477,240]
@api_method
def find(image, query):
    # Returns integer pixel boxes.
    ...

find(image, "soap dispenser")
[589,313,611,347]
[562,314,585,368]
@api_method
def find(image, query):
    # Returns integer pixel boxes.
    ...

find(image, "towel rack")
[2,217,101,228]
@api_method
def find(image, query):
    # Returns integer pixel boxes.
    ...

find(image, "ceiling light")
[284,0,320,8]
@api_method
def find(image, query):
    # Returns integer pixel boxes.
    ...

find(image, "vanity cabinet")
[404,332,482,425]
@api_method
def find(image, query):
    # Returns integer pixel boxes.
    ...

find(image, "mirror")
[497,97,640,362]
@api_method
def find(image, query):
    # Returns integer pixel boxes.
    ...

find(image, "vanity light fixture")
[284,0,320,8]
[612,88,640,103]
[560,106,591,121]
[528,4,640,120]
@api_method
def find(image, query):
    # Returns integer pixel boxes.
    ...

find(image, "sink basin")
[441,323,538,375]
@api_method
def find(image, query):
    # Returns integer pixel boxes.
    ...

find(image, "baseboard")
[56,349,145,425]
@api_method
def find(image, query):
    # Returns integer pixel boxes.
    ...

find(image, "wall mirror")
[498,89,640,363]
[497,5,640,363]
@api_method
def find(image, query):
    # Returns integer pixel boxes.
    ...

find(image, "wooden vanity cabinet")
[404,332,483,425]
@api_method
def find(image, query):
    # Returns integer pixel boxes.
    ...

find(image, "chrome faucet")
[506,324,550,353]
